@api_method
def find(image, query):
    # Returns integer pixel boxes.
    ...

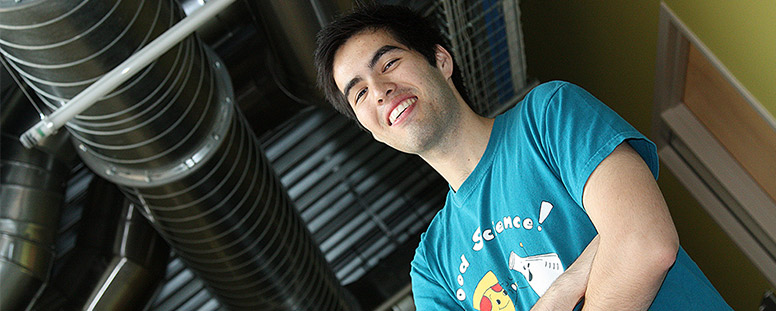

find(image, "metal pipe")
[0,87,74,311]
[18,0,236,149]
[28,175,122,311]
[82,200,169,311]
[120,108,351,310]
[28,177,168,311]
[2,0,231,174]
[0,0,354,309]
[243,0,339,105]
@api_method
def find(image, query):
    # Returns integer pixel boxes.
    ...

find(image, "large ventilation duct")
[30,177,168,311]
[0,0,351,309]
[0,87,74,310]
[82,199,169,310]
[0,0,225,171]
[243,0,340,105]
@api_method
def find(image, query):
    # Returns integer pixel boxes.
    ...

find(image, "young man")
[315,5,730,310]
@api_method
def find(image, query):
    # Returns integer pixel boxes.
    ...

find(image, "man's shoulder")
[493,80,569,137]
[502,80,569,118]
[518,80,584,109]
[500,80,597,131]
[531,80,570,95]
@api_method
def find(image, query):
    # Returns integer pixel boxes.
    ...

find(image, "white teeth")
[389,97,416,125]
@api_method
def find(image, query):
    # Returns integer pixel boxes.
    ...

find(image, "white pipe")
[19,0,236,149]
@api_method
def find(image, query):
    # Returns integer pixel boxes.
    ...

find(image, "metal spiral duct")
[0,0,352,310]
[81,199,169,310]
[0,88,74,310]
[30,177,168,311]
[125,111,350,310]
[0,0,224,173]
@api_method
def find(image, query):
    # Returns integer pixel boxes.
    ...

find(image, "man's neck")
[419,110,495,192]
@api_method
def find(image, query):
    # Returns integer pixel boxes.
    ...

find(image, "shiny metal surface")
[0,88,74,310]
[73,47,233,188]
[29,177,167,311]
[124,109,351,310]
[82,200,168,311]
[261,107,446,285]
[0,0,224,171]
[16,0,236,150]
[1,0,353,309]
[244,0,336,105]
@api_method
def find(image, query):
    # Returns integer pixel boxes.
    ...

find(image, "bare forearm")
[531,235,600,311]
[582,236,677,310]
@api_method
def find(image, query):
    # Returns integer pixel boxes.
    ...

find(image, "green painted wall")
[662,0,776,118]
[519,1,773,309]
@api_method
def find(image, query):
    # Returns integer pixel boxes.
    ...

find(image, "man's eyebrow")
[368,45,402,69]
[342,45,403,99]
[343,77,362,100]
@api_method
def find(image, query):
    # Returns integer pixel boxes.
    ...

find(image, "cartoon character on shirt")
[473,271,516,311]
[508,252,564,296]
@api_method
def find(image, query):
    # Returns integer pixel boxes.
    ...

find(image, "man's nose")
[375,82,395,105]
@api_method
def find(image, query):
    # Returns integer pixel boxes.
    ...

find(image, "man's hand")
[581,143,679,310]
[531,235,600,311]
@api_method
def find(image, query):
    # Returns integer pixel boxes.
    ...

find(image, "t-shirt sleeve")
[531,81,658,208]
[410,242,462,310]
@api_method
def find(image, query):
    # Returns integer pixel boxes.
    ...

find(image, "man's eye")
[355,88,367,103]
[383,58,399,72]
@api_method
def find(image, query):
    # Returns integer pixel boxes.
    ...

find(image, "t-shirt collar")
[448,114,506,206]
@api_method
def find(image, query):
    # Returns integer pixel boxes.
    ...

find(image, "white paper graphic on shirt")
[508,252,563,296]
[454,201,563,305]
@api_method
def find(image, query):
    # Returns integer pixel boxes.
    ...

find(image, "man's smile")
[388,96,417,126]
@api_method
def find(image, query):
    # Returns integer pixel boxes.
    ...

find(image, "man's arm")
[531,235,600,311]
[581,142,679,310]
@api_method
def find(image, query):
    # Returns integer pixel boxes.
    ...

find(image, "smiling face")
[473,271,515,311]
[332,29,462,154]
[481,284,516,311]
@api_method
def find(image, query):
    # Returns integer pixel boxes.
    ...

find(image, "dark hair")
[314,4,468,123]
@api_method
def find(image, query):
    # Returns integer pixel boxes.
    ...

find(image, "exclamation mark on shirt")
[537,201,553,232]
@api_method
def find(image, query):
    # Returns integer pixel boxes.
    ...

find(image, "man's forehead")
[334,30,404,67]
[349,28,402,48]
[332,29,406,91]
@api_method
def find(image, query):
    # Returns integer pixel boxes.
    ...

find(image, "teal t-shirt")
[410,81,730,310]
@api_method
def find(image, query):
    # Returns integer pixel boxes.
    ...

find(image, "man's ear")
[434,44,454,79]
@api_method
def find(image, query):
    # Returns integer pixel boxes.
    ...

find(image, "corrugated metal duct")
[242,0,340,105]
[81,199,169,310]
[0,87,74,311]
[29,176,168,311]
[0,0,351,309]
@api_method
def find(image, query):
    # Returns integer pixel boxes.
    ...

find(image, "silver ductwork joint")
[82,199,169,311]
[0,87,74,310]
[29,177,168,311]
[0,0,352,309]
[244,0,343,105]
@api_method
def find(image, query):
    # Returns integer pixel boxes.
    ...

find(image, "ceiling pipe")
[29,177,168,311]
[17,0,236,149]
[0,0,353,309]
[0,87,74,311]
[81,199,169,311]
[242,0,342,105]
